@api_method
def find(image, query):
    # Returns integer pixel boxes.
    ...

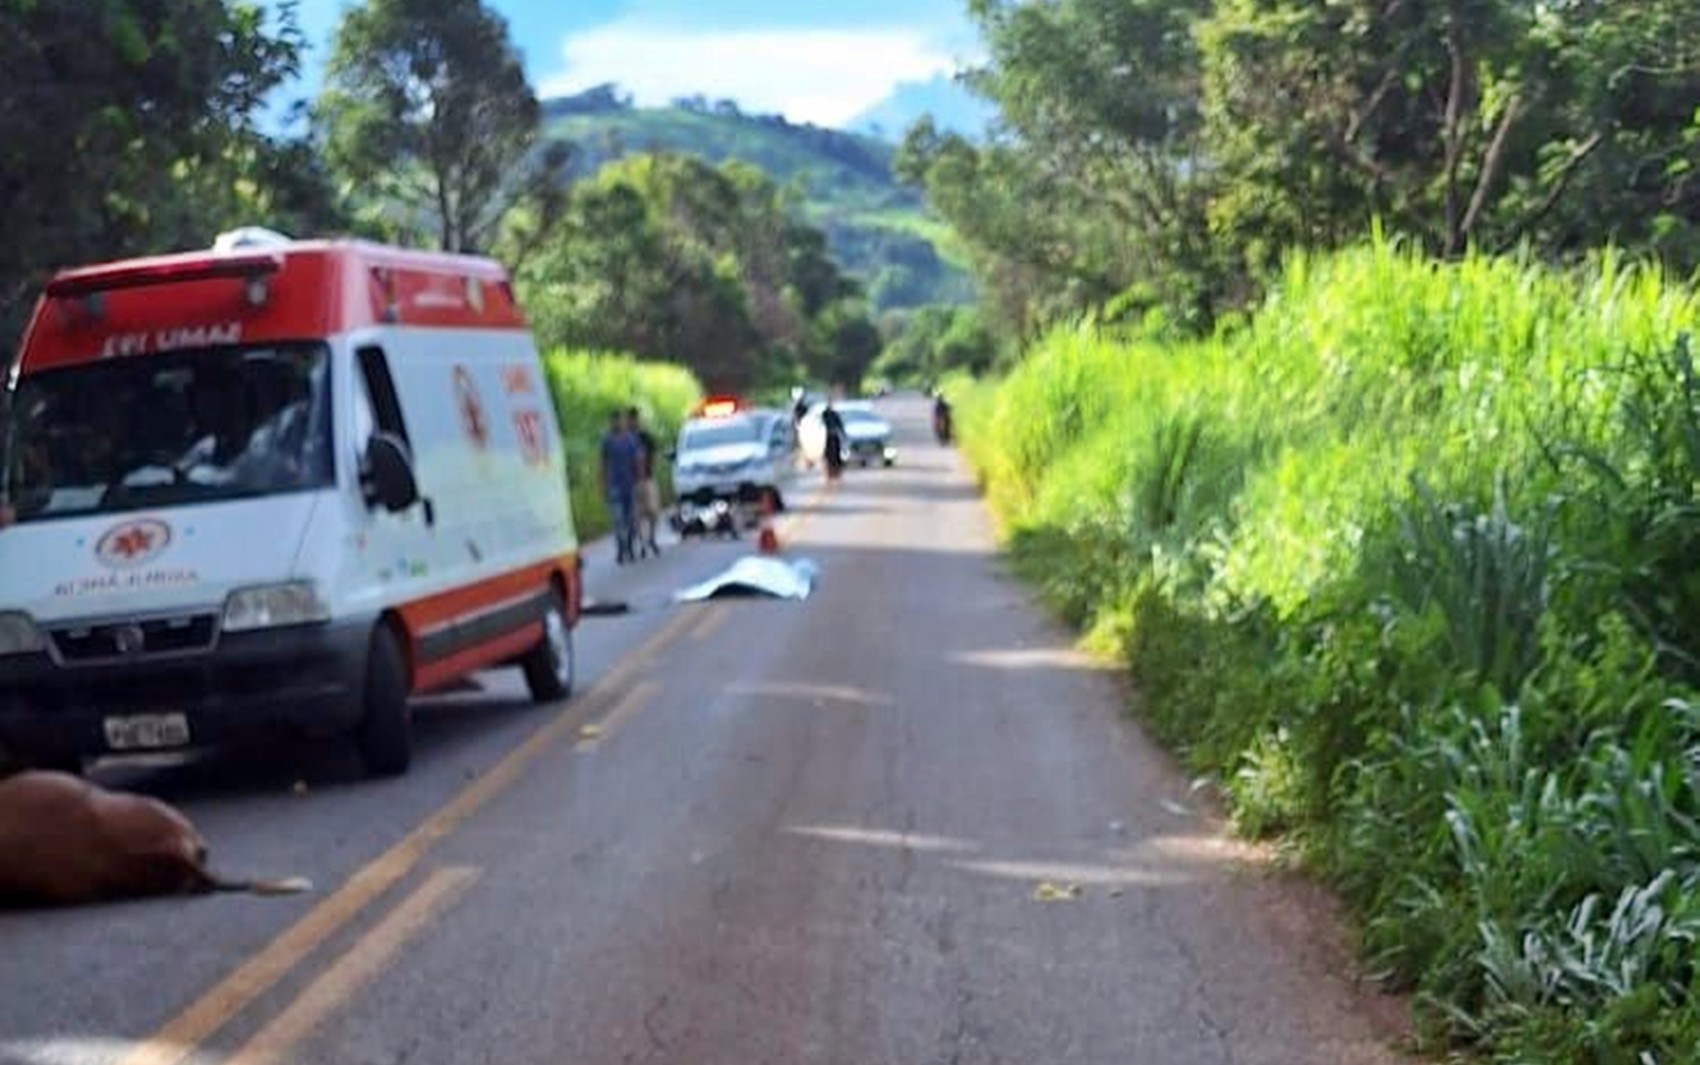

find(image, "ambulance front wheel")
[522,592,575,703]
[357,623,413,777]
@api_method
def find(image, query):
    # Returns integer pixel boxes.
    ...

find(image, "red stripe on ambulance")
[18,241,526,375]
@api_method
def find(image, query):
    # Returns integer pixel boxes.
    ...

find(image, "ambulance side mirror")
[362,432,420,514]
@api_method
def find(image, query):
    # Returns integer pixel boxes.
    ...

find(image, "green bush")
[959,237,1700,1061]
[541,349,702,540]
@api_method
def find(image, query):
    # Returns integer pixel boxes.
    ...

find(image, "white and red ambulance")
[0,235,581,775]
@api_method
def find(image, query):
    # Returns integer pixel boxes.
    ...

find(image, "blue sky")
[286,0,985,128]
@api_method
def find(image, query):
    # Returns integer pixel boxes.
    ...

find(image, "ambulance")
[0,233,582,776]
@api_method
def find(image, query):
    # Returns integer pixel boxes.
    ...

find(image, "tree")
[315,0,555,253]
[519,156,765,389]
[1201,0,1700,268]
[903,0,1224,333]
[517,153,880,390]
[1,0,306,342]
[873,305,1002,384]
[805,301,882,388]
[911,0,1700,337]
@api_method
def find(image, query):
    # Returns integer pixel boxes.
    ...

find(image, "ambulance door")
[342,342,438,615]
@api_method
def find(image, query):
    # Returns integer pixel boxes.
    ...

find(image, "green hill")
[540,88,973,313]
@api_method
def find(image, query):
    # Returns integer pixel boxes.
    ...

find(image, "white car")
[671,407,798,510]
[798,401,897,468]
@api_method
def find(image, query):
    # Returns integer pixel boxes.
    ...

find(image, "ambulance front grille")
[48,614,219,665]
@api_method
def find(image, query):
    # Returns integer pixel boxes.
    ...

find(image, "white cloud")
[539,21,969,127]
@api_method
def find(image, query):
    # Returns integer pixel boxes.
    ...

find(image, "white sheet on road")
[674,556,819,602]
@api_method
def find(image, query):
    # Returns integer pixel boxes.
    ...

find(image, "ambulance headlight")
[0,612,43,656]
[222,582,331,633]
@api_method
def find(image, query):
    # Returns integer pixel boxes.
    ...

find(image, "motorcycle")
[670,495,745,540]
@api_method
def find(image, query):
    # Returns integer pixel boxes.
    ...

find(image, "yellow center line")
[224,866,482,1065]
[574,680,663,751]
[689,604,729,644]
[117,607,700,1065]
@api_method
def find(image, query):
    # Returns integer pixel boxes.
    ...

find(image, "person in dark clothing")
[600,409,641,563]
[932,391,953,444]
[627,406,661,558]
[821,401,846,481]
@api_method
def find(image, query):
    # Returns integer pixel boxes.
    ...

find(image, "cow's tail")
[197,870,315,896]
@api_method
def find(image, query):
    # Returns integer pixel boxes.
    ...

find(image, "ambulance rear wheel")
[522,592,575,704]
[357,623,412,777]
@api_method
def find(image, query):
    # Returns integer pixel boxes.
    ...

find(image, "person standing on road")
[932,390,953,444]
[627,406,662,559]
[821,400,846,483]
[600,409,641,565]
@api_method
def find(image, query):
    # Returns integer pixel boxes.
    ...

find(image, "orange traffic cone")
[757,491,781,554]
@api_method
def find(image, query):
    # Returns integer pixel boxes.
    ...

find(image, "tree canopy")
[518,154,880,391]
[314,0,564,254]
[899,0,1700,335]
[2,0,879,395]
[0,0,337,340]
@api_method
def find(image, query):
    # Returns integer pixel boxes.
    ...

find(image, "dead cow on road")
[0,771,309,907]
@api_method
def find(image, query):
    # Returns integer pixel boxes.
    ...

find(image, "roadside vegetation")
[916,3,1700,1058]
[541,351,701,541]
[956,240,1700,1060]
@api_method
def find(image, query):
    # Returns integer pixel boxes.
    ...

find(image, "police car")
[668,398,798,534]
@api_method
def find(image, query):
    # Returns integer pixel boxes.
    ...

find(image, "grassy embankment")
[954,239,1700,1062]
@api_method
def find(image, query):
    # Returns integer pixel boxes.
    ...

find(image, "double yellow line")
[119,607,698,1065]
[120,486,825,1065]
[224,867,481,1065]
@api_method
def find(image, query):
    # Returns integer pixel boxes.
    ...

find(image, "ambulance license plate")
[103,713,191,751]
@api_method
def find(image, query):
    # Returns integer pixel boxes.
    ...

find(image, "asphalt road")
[0,396,1410,1065]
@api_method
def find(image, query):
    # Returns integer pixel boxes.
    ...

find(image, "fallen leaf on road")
[1033,881,1084,902]
[1108,887,1126,899]
[1159,799,1191,817]
[578,723,604,741]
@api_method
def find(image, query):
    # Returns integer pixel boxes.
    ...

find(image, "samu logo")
[95,519,172,568]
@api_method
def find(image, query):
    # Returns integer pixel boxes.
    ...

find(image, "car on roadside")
[669,399,798,520]
[798,401,897,468]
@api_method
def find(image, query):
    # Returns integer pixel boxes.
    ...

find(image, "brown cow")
[0,771,309,907]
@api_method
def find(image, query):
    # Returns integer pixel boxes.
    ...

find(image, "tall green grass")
[962,237,1700,1061]
[542,349,701,539]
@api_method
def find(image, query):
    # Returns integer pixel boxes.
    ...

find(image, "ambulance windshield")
[2,343,333,524]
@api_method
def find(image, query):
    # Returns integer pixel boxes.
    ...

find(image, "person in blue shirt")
[599,409,642,564]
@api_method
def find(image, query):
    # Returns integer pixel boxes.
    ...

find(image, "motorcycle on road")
[932,400,953,445]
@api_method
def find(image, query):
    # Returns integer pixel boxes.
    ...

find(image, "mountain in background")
[541,87,974,315]
[847,73,995,142]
